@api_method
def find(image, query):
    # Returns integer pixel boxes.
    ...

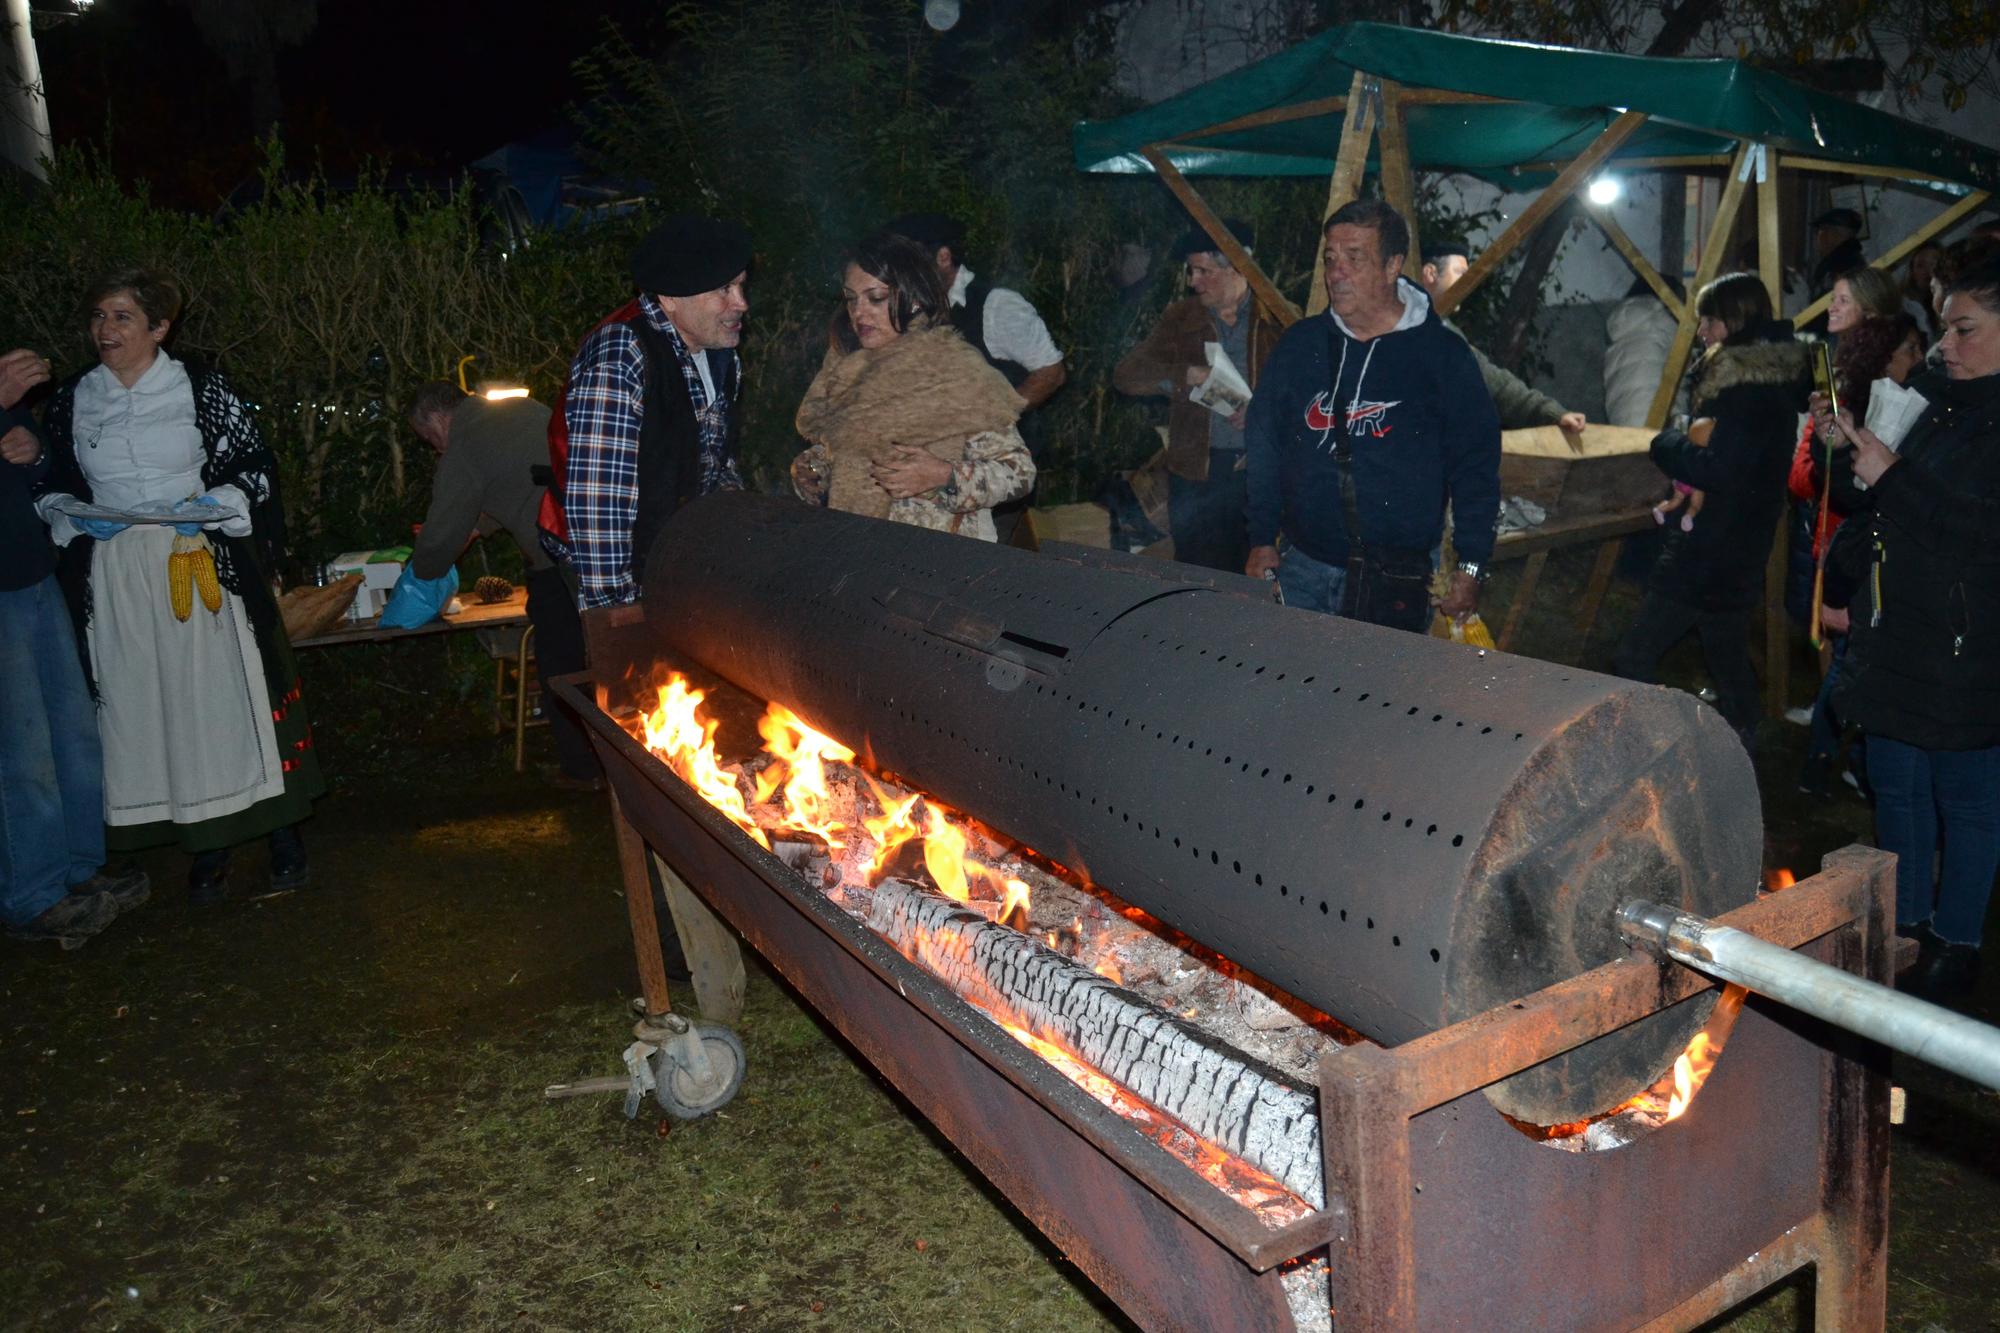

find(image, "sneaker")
[1783,705,1813,726]
[8,890,120,949]
[70,864,151,912]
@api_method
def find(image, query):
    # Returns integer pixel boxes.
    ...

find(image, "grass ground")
[3,536,1997,1332]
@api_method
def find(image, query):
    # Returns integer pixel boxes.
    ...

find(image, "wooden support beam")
[1434,110,1650,319]
[1376,78,1422,280]
[1395,88,1515,106]
[1307,70,1380,317]
[1511,153,1730,175]
[1777,154,1960,187]
[1179,95,1347,142]
[1645,141,1756,429]
[1791,189,1992,327]
[1140,144,1302,328]
[1757,146,1783,314]
[1583,205,1686,322]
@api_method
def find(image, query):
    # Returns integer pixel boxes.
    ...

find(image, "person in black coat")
[1820,256,2000,999]
[1613,273,1810,742]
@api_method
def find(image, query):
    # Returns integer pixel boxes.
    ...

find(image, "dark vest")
[958,277,1031,389]
[627,318,737,592]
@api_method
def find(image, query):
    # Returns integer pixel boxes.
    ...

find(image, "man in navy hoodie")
[1244,200,1500,631]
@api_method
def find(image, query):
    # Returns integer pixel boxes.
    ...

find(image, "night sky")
[36,0,649,207]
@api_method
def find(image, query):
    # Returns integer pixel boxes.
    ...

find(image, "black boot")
[268,825,309,892]
[188,848,233,907]
[1906,942,1981,1003]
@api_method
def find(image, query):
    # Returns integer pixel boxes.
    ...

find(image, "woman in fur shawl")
[1613,272,1811,744]
[792,235,1032,541]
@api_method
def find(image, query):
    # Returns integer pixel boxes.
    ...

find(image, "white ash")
[868,878,1325,1207]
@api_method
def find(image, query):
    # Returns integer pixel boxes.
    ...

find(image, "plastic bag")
[378,564,459,629]
[1430,612,1497,649]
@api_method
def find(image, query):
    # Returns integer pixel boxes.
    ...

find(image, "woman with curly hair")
[33,269,321,904]
[791,234,1032,541]
[1790,313,1926,794]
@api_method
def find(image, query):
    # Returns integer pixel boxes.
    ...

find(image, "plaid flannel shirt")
[562,295,744,608]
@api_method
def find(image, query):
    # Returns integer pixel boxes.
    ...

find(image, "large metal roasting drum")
[641,494,1761,1124]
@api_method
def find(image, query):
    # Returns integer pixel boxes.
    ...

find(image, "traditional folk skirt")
[88,524,320,852]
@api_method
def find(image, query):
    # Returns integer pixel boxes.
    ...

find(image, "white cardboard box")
[324,548,408,622]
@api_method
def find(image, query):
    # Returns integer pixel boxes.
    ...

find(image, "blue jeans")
[1867,736,2000,946]
[1806,635,1849,763]
[1274,541,1349,615]
[0,575,105,927]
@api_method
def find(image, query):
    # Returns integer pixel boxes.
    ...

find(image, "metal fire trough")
[551,496,1893,1331]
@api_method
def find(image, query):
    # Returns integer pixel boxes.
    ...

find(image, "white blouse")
[71,352,206,510]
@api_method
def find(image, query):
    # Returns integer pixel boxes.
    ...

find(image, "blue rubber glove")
[171,495,221,536]
[76,517,127,540]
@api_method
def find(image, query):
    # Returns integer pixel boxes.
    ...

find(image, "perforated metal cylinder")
[640,494,1761,1124]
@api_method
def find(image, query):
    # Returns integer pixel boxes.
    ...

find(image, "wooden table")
[1487,506,1658,653]
[291,588,540,770]
[1486,505,1791,718]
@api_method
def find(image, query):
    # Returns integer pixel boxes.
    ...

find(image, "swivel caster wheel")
[649,1021,746,1120]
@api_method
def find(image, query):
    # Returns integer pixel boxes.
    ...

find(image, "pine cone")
[473,575,514,604]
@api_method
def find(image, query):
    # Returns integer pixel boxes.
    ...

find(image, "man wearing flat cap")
[552,214,752,610]
[1112,219,1282,572]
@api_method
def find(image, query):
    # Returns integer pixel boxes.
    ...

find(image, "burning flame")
[998,878,1032,930]
[861,776,923,878]
[755,704,857,848]
[922,803,976,903]
[638,678,768,850]
[1764,867,1797,891]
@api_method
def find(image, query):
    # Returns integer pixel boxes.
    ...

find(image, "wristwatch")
[1454,560,1489,583]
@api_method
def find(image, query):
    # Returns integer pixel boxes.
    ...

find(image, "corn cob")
[168,536,196,621]
[191,540,223,613]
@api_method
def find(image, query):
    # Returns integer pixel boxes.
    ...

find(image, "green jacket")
[1441,318,1569,430]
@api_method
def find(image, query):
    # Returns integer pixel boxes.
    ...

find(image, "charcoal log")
[642,495,1761,1124]
[868,878,1323,1205]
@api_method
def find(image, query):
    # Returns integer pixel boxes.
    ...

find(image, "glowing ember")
[637,678,768,850]
[1764,867,1797,891]
[756,704,857,848]
[998,878,1032,931]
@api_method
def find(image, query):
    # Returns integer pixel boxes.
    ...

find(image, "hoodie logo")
[1304,390,1401,448]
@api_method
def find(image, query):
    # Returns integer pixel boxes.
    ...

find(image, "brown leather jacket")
[1113,295,1283,481]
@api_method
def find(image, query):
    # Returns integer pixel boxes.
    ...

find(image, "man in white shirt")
[887,214,1066,542]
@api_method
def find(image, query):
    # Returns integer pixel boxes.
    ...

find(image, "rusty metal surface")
[567,650,1891,1332]
[560,676,1319,1328]
[637,493,1761,1124]
[1314,852,1895,1331]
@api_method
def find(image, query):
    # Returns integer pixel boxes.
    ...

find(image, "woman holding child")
[1612,272,1810,745]
[790,234,1033,541]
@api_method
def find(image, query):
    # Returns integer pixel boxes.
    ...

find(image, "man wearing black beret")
[549,215,752,610]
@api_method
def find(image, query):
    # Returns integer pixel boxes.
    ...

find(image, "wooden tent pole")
[1757,146,1783,314]
[1179,95,1347,142]
[1434,110,1650,319]
[1583,206,1687,322]
[1306,70,1380,317]
[1644,142,1756,430]
[1791,189,1992,326]
[1139,144,1302,328]
[1377,80,1423,280]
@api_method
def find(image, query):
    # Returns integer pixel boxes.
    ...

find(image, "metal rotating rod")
[1618,900,2000,1091]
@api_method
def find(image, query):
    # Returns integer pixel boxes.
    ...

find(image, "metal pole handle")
[1618,900,2000,1091]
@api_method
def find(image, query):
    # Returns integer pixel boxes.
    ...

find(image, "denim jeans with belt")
[1273,540,1350,616]
[0,575,105,927]
[1867,736,2000,946]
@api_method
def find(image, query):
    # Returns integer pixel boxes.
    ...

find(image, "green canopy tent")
[1075,23,1998,719]
[1073,21,1997,427]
